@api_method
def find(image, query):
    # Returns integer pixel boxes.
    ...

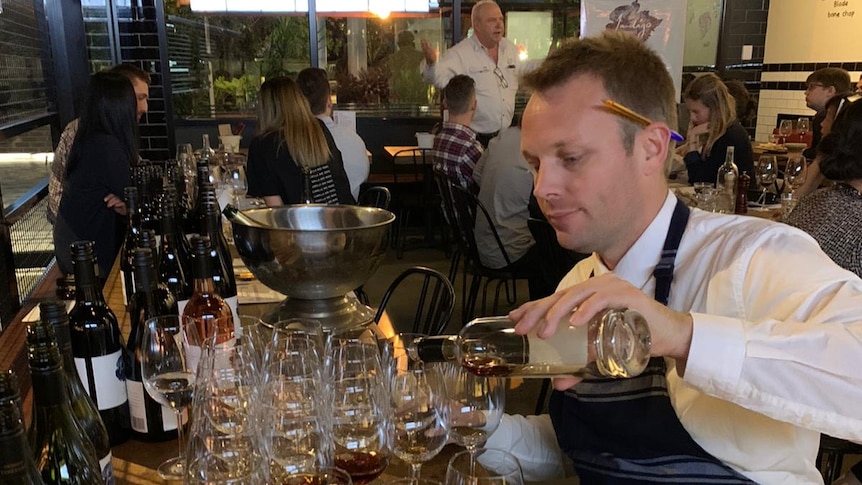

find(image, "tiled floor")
[0,156,52,206]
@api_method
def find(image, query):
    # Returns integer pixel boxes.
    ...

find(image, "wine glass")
[327,337,390,485]
[140,315,201,480]
[778,119,793,145]
[445,448,523,485]
[223,164,248,208]
[442,363,505,455]
[797,117,810,140]
[261,336,330,482]
[186,338,264,483]
[754,156,777,209]
[385,334,448,480]
[784,155,808,197]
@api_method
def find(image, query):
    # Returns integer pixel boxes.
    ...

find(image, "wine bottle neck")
[412,335,458,363]
[30,366,69,408]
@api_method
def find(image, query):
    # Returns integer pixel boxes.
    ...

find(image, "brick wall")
[719,0,770,136]
[115,0,170,161]
[0,125,53,153]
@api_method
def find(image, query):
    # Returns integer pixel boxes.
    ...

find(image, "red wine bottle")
[27,321,103,484]
[40,301,115,483]
[126,248,180,442]
[68,240,131,446]
[120,186,142,306]
[159,188,192,314]
[0,370,45,484]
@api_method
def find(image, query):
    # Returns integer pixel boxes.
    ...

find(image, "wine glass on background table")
[755,156,777,209]
[797,117,810,142]
[779,119,793,145]
[784,155,808,197]
[442,363,505,455]
[140,315,201,480]
[385,334,449,481]
[328,337,391,485]
[445,448,524,485]
[223,164,248,208]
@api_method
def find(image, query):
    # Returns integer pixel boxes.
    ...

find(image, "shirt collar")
[598,191,678,290]
[441,121,477,137]
[470,34,499,56]
[317,115,335,128]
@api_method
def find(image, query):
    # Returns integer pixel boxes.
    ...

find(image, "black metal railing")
[0,179,52,328]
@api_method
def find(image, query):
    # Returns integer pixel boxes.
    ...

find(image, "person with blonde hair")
[247,76,354,207]
[679,73,754,184]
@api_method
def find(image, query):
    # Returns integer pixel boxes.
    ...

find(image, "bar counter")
[0,259,459,484]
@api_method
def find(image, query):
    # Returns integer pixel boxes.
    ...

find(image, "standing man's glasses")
[493,66,508,88]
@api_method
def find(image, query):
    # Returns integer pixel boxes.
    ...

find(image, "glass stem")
[175,408,186,461]
[409,462,422,480]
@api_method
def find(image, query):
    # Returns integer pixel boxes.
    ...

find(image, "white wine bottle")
[27,321,103,484]
[0,371,45,484]
[40,301,115,483]
[410,309,651,379]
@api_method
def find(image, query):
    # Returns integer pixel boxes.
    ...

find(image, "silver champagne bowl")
[230,204,395,301]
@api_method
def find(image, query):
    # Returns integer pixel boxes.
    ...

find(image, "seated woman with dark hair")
[247,76,354,206]
[794,91,856,198]
[53,72,137,276]
[786,99,862,277]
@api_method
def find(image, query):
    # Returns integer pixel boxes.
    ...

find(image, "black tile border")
[763,62,862,72]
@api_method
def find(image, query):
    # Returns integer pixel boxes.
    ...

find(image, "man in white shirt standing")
[297,68,369,201]
[420,0,525,147]
[487,31,862,484]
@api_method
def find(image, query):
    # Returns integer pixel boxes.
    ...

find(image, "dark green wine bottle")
[27,321,102,484]
[40,301,115,484]
[0,370,45,484]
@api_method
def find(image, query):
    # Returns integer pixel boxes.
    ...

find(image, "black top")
[55,133,131,275]
[683,120,754,184]
[246,120,355,205]
[803,110,825,160]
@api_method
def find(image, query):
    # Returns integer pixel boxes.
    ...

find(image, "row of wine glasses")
[177,142,249,208]
[754,154,808,209]
[777,117,811,144]
[141,318,519,485]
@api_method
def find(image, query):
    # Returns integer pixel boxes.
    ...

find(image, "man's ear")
[471,96,477,111]
[638,123,672,176]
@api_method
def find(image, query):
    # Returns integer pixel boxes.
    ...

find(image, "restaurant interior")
[1,0,861,483]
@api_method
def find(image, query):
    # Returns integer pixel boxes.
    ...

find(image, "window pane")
[165,5,311,119]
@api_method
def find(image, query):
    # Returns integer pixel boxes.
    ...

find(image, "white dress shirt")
[422,36,524,134]
[487,191,862,484]
[319,115,369,201]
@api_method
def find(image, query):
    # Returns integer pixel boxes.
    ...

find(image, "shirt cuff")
[684,313,747,396]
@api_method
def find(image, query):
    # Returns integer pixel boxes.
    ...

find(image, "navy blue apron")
[549,199,755,484]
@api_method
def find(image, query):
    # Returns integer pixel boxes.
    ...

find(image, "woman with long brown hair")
[679,73,754,184]
[247,76,354,206]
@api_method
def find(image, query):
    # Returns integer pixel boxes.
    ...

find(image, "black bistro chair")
[373,266,456,336]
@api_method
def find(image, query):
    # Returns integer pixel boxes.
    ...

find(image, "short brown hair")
[296,67,330,116]
[522,31,677,155]
[443,75,475,116]
[807,68,852,94]
[108,63,151,85]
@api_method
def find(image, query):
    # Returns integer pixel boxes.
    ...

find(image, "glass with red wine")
[327,337,391,485]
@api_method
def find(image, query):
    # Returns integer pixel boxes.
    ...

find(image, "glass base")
[158,456,185,480]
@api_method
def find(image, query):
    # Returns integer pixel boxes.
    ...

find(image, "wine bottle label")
[126,380,148,433]
[127,380,178,433]
[177,299,189,320]
[121,271,135,306]
[225,295,241,336]
[100,452,115,485]
[162,407,179,431]
[74,350,128,410]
